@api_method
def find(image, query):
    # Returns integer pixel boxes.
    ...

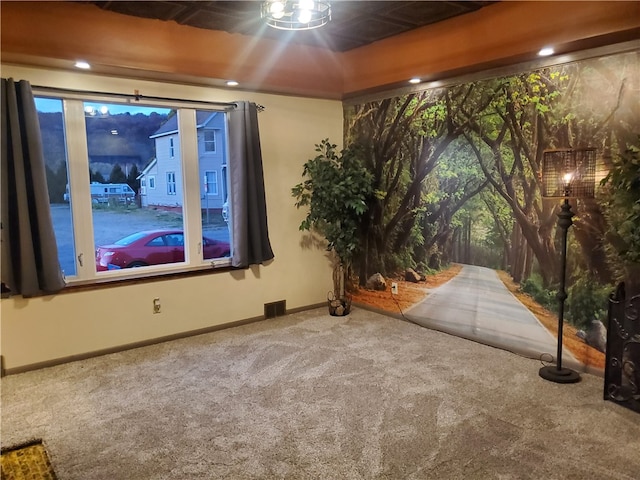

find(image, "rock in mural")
[576,320,607,353]
[405,268,423,283]
[366,273,386,291]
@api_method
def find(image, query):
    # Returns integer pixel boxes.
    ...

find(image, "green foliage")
[90,169,106,184]
[600,143,640,270]
[521,272,611,330]
[45,162,68,203]
[127,164,141,194]
[565,275,611,330]
[520,274,557,311]
[292,139,373,268]
[108,164,127,184]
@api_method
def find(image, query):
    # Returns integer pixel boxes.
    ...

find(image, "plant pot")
[327,291,351,316]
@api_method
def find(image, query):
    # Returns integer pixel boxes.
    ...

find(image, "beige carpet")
[1,307,639,479]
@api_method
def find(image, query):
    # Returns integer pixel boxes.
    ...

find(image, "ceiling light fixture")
[409,78,421,84]
[74,60,91,69]
[538,47,555,57]
[226,80,239,87]
[261,1,331,30]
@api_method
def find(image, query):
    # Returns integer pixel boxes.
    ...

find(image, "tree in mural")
[480,186,515,270]
[345,51,638,296]
[343,51,638,369]
[456,69,577,286]
[600,142,640,284]
[558,54,639,284]
[345,84,492,282]
[416,139,488,270]
[448,186,515,271]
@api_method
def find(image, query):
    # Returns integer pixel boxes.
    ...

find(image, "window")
[34,97,76,277]
[36,96,232,284]
[204,171,218,195]
[204,130,216,152]
[167,172,177,195]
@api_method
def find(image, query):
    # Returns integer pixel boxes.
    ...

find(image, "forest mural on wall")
[341,50,639,371]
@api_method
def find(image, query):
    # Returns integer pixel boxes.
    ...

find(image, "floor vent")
[264,300,286,319]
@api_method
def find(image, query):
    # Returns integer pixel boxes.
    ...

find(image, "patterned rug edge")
[1,440,57,480]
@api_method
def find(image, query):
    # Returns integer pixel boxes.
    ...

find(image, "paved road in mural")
[407,265,579,364]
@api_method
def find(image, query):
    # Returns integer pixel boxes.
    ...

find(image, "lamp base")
[539,365,581,384]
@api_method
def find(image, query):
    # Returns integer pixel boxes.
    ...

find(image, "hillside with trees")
[39,110,169,203]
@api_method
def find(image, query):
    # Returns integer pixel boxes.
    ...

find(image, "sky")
[35,97,172,116]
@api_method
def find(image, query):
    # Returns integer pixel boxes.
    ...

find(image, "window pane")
[197,110,230,260]
[204,130,216,152]
[85,102,190,271]
[35,97,76,277]
[205,171,218,195]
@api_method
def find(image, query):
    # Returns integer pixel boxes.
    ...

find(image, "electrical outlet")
[153,298,161,314]
[391,282,398,295]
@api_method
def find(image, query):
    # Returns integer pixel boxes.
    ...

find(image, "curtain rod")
[31,85,239,110]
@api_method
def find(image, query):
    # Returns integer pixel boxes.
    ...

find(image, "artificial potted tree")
[292,139,372,315]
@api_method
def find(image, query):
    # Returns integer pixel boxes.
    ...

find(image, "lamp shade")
[541,148,597,198]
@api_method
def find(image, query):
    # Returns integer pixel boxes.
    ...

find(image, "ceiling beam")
[1,1,638,100]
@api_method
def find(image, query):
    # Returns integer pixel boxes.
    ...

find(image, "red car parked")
[95,229,230,271]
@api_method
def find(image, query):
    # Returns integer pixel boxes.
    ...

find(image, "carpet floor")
[1,307,639,479]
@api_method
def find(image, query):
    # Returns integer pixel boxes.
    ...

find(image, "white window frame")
[204,130,216,153]
[36,92,233,285]
[204,170,218,195]
[167,171,177,195]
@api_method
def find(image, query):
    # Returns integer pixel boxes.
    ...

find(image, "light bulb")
[270,1,284,14]
[562,172,574,191]
[298,9,312,23]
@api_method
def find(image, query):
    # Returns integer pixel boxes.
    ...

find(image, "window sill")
[2,260,237,298]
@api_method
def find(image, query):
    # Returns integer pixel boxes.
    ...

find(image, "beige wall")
[0,64,342,372]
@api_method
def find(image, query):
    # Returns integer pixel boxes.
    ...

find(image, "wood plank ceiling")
[88,1,493,52]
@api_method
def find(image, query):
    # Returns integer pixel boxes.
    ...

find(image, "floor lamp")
[539,148,596,384]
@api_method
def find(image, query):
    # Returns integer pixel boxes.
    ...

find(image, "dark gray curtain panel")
[228,101,274,268]
[1,78,65,296]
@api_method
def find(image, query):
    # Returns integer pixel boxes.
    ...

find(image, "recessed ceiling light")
[409,78,421,84]
[74,60,91,69]
[226,80,239,87]
[538,47,554,57]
